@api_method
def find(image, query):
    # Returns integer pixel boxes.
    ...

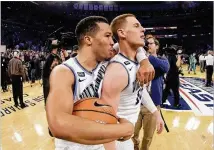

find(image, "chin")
[135,43,144,48]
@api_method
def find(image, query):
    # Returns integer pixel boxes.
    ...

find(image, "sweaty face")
[123,17,145,48]
[147,38,158,54]
[91,23,114,62]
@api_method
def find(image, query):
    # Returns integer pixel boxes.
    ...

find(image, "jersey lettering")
[79,65,106,99]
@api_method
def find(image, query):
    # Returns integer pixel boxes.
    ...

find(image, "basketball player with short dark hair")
[46,16,134,150]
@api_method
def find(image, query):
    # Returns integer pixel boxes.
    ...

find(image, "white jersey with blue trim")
[54,57,108,150]
[64,57,108,102]
[110,53,142,125]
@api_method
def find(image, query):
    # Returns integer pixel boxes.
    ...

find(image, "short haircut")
[148,37,159,46]
[147,36,160,51]
[110,14,136,40]
[75,16,109,45]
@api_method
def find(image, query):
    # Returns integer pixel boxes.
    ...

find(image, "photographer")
[42,43,61,105]
[162,45,182,108]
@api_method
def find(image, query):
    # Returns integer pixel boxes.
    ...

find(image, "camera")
[44,28,75,52]
[163,45,183,55]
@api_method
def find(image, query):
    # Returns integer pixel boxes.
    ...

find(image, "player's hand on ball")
[137,59,155,86]
[117,118,134,142]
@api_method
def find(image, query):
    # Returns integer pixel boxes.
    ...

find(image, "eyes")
[135,24,140,28]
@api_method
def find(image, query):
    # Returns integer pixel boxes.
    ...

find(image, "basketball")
[73,98,118,124]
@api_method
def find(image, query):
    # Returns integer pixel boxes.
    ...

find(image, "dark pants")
[11,75,24,106]
[1,73,8,91]
[162,77,180,106]
[206,65,213,86]
[31,69,36,83]
[43,78,50,105]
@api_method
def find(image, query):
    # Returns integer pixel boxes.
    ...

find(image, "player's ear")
[117,29,126,39]
[84,36,92,46]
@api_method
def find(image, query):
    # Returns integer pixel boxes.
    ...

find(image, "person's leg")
[132,105,144,150]
[11,76,18,106]
[200,61,202,72]
[210,67,213,85]
[193,63,196,74]
[18,76,26,108]
[162,83,170,104]
[206,66,209,86]
[140,106,159,150]
[172,83,180,107]
[207,66,213,86]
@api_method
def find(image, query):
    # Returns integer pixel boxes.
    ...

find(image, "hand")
[136,59,155,86]
[117,118,134,142]
[153,110,164,134]
[62,50,69,58]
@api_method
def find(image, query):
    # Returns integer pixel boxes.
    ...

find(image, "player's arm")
[148,55,170,73]
[46,65,132,145]
[100,63,132,150]
[136,47,155,85]
[101,62,128,112]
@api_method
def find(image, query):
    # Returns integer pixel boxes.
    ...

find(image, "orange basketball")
[73,98,118,124]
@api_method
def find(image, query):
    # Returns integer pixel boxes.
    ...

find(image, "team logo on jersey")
[124,61,131,65]
[77,72,85,77]
[163,77,213,116]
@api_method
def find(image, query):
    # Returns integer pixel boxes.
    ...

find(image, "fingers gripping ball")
[73,98,118,124]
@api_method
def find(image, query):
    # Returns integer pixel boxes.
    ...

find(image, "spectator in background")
[42,43,61,137]
[60,48,70,62]
[42,44,61,106]
[199,53,205,73]
[188,53,197,74]
[1,52,9,92]
[8,50,26,108]
[35,53,41,80]
[205,50,214,87]
[30,55,36,84]
[71,45,79,57]
[162,46,182,108]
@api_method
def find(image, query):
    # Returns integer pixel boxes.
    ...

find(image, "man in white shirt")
[199,54,205,73]
[205,50,214,87]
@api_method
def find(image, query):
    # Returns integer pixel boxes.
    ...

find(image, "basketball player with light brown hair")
[101,14,164,150]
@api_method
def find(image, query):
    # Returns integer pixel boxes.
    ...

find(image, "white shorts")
[55,138,105,150]
[116,139,134,150]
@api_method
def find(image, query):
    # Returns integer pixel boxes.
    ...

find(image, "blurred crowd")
[1,46,78,92]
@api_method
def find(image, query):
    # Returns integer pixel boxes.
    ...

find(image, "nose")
[110,37,114,46]
[141,26,145,33]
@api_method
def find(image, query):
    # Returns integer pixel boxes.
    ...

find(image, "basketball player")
[46,16,135,150]
[101,14,164,150]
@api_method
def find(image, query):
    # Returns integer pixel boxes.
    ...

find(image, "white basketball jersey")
[54,57,108,150]
[64,57,108,101]
[110,53,142,125]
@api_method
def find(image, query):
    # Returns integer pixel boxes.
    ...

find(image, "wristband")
[136,47,147,63]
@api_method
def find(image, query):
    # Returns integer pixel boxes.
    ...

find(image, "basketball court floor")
[1,66,213,150]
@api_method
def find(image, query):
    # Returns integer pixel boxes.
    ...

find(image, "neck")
[151,52,157,57]
[118,41,138,61]
[76,46,98,71]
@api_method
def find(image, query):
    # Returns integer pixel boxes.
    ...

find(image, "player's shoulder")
[63,57,75,64]
[51,64,74,79]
